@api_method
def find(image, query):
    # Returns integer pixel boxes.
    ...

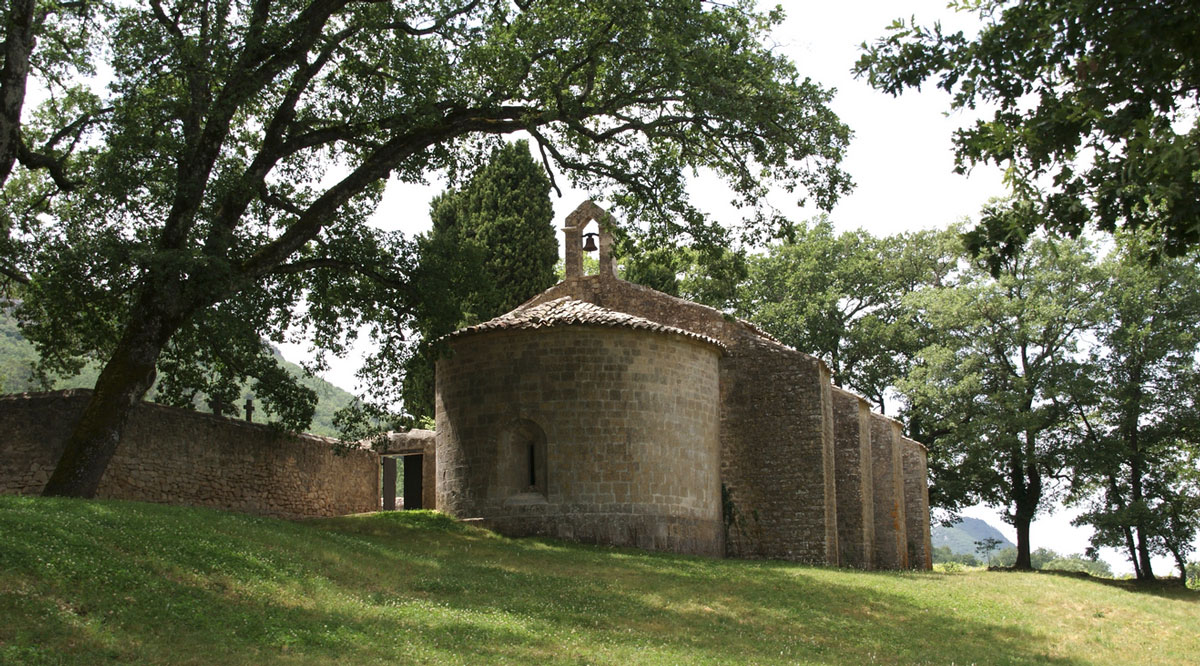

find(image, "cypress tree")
[402,140,556,420]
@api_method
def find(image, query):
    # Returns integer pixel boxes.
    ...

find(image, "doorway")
[402,454,423,510]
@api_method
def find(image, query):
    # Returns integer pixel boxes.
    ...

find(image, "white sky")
[280,1,1189,576]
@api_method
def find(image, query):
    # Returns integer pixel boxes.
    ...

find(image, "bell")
[581,232,599,252]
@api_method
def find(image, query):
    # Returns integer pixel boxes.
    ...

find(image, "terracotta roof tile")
[442,297,727,351]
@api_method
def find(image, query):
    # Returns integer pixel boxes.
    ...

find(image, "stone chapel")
[430,200,931,569]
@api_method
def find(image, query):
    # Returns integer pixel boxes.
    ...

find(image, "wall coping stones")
[0,389,363,447]
[830,385,869,403]
[375,429,436,455]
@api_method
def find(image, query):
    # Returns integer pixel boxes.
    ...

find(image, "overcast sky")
[281,2,1187,575]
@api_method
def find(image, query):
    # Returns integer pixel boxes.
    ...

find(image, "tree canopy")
[856,1,1200,259]
[900,220,1098,569]
[1066,232,1200,580]
[735,218,957,413]
[0,0,853,497]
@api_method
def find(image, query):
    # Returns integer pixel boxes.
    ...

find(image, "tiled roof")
[442,297,726,351]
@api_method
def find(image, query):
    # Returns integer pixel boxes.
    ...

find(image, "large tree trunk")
[1011,480,1040,570]
[1129,444,1156,580]
[1013,516,1033,570]
[1009,427,1041,571]
[42,296,182,497]
[1167,544,1188,587]
[1124,361,1156,580]
[0,0,36,183]
[1134,526,1156,581]
[1106,475,1143,578]
[1123,525,1142,580]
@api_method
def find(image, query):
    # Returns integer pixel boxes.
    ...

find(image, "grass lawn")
[1,495,1195,665]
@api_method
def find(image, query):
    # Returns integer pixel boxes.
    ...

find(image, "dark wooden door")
[403,454,423,510]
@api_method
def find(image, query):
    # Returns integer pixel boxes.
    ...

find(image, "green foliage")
[857,1,1200,258]
[900,220,1100,566]
[975,537,1003,565]
[0,306,39,392]
[1187,562,1199,589]
[616,240,749,311]
[2,496,1197,664]
[1065,232,1200,579]
[398,140,557,421]
[0,306,354,436]
[0,0,102,263]
[7,0,854,494]
[936,560,972,573]
[990,547,1113,578]
[932,545,980,567]
[737,218,959,412]
[620,245,686,297]
[992,547,1017,568]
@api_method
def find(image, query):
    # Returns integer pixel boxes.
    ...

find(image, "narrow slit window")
[528,442,537,487]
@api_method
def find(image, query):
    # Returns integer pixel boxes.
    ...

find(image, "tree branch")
[384,0,482,36]
[271,257,412,294]
[17,138,77,191]
[0,263,31,285]
[0,0,37,183]
[239,106,527,280]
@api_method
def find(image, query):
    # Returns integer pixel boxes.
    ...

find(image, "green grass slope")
[1,496,1195,666]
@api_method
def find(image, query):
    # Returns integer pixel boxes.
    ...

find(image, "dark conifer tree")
[402,140,556,420]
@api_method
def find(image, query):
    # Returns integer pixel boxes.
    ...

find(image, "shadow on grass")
[985,565,1198,601]
[0,497,1140,664]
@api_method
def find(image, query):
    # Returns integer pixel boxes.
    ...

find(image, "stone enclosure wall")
[0,390,379,519]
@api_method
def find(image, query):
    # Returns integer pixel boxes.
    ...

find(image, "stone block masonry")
[832,387,875,569]
[870,414,909,569]
[717,340,838,562]
[437,319,724,557]
[901,437,933,570]
[524,274,840,564]
[0,390,379,519]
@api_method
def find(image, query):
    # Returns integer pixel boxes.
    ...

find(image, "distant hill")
[0,309,356,438]
[932,516,1016,555]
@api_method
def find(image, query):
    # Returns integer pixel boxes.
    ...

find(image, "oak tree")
[857,1,1200,259]
[901,212,1098,569]
[736,219,958,413]
[12,0,851,497]
[1,0,102,288]
[1066,233,1200,581]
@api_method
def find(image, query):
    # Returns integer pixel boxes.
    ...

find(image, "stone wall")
[832,387,875,568]
[524,276,839,563]
[718,339,838,562]
[870,414,909,569]
[436,325,724,556]
[0,390,379,519]
[901,437,933,570]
